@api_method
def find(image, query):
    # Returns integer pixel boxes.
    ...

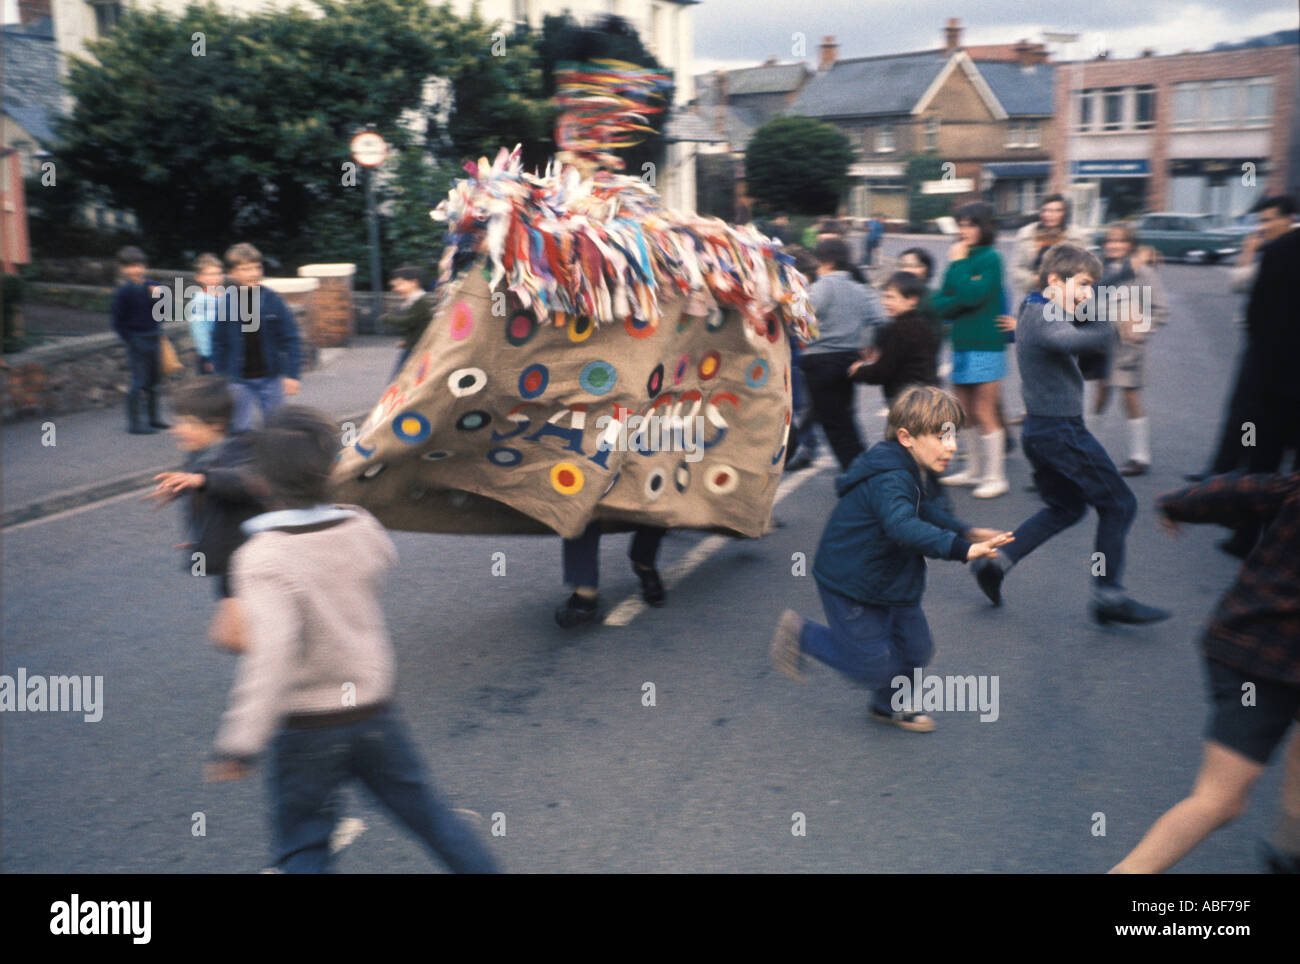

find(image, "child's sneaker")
[868,706,936,733]
[554,592,599,628]
[769,609,805,683]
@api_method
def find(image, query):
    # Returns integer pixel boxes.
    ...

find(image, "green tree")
[905,153,950,231]
[745,116,852,217]
[56,0,459,265]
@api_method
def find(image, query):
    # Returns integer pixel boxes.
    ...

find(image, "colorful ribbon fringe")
[554,59,670,172]
[432,146,814,342]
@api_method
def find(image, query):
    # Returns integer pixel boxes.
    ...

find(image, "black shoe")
[972,559,1004,606]
[1091,596,1172,626]
[1184,471,1210,483]
[633,564,666,606]
[126,392,156,434]
[1119,459,1149,477]
[554,593,599,628]
[145,390,170,429]
[1217,535,1255,560]
[1260,840,1300,874]
[784,451,814,472]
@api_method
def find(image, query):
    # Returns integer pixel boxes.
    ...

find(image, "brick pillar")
[262,277,320,370]
[298,264,357,348]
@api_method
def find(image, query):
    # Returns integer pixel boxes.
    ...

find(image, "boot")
[145,388,170,429]
[973,429,1009,498]
[126,391,155,435]
[940,429,981,486]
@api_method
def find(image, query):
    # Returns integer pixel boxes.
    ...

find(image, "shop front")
[1069,159,1150,220]
[1168,158,1266,217]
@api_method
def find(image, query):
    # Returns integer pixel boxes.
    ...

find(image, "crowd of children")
[129,195,1296,874]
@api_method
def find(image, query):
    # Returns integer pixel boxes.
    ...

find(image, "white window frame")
[1101,88,1125,132]
[924,115,939,151]
[1006,121,1021,147]
[1204,80,1237,129]
[1075,89,1095,132]
[1172,82,1200,129]
[1022,119,1039,147]
[1134,86,1156,130]
[874,125,895,153]
[1244,78,1273,124]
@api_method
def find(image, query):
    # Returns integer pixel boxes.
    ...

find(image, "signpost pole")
[365,166,382,328]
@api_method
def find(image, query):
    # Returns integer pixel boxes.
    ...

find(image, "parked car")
[1093,213,1244,264]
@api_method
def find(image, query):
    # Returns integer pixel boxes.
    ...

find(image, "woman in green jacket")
[929,202,1008,498]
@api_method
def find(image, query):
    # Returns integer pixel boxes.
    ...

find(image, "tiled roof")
[723,62,809,96]
[2,29,63,148]
[663,108,729,143]
[787,50,948,118]
[975,60,1054,116]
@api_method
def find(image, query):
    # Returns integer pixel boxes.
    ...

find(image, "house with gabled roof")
[784,19,1056,223]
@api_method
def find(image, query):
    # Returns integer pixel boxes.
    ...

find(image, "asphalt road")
[1,248,1283,873]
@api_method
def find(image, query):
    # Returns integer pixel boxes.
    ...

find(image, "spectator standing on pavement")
[380,266,435,382]
[211,243,302,434]
[931,203,1009,499]
[865,213,884,267]
[1111,471,1300,874]
[769,386,1013,732]
[111,246,169,435]
[187,254,224,375]
[1009,194,1091,303]
[1187,195,1299,505]
[802,237,886,469]
[206,406,499,874]
[1089,223,1170,476]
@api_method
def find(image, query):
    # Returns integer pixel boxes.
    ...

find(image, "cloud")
[693,0,1298,62]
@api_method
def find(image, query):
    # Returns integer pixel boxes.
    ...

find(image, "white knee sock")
[1128,416,1150,465]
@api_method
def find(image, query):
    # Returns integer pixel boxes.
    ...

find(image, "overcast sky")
[693,0,1300,72]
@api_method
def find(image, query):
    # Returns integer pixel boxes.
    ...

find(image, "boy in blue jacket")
[110,246,169,435]
[211,243,302,433]
[771,386,1013,731]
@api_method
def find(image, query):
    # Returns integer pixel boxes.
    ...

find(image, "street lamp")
[350,129,389,328]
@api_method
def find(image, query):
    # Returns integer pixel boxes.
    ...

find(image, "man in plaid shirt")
[1112,472,1300,873]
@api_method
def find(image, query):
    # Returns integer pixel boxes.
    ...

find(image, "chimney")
[713,69,727,135]
[1014,39,1046,68]
[1141,48,1155,57]
[944,18,963,53]
[819,36,838,71]
[18,0,51,25]
[764,55,777,66]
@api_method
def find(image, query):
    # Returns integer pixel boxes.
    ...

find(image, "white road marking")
[603,459,833,627]
[4,486,149,532]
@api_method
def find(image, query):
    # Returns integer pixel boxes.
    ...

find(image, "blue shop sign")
[1071,159,1150,177]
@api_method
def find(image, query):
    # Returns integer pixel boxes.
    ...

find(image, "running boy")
[969,243,1170,625]
[770,386,1013,731]
[1112,472,1300,873]
[206,407,499,873]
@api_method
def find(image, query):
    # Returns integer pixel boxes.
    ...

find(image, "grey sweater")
[1015,293,1116,417]
[213,507,398,761]
[805,271,885,355]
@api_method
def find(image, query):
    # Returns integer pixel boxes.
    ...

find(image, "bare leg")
[1110,741,1264,874]
[1123,387,1143,419]
[973,381,1002,434]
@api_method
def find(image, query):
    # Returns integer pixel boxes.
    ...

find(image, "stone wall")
[0,271,341,422]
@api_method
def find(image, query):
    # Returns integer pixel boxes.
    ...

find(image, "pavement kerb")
[2,410,372,529]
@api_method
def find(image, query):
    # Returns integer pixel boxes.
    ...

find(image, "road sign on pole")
[350,131,388,327]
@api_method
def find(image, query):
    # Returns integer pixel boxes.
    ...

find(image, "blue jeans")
[229,375,284,433]
[271,706,498,873]
[1007,415,1137,592]
[800,584,935,713]
[125,334,160,393]
[562,521,665,588]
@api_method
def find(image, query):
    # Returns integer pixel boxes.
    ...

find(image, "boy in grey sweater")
[970,244,1170,625]
[206,406,498,873]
